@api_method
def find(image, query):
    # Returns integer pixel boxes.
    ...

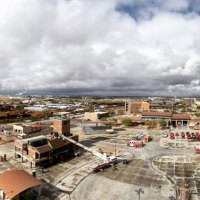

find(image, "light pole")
[135,188,144,200]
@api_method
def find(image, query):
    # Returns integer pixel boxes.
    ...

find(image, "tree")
[122,118,133,126]
[195,113,200,117]
[197,105,200,110]
[159,120,167,129]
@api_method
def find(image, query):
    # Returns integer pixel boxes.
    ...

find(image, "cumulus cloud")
[0,0,200,96]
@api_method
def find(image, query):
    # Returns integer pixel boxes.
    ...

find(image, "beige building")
[84,112,109,121]
[13,124,41,134]
[126,101,150,114]
[183,98,196,107]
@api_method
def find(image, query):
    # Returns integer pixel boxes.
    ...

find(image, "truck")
[93,162,112,173]
[195,145,200,154]
[127,140,143,148]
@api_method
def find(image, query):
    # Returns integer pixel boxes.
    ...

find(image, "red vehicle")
[181,132,185,138]
[196,149,200,154]
[127,140,143,148]
[186,132,190,136]
[170,135,175,139]
[195,146,200,154]
[187,133,192,140]
[170,133,175,139]
[196,132,200,140]
[93,162,111,173]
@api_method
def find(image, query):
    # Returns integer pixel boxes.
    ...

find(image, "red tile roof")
[35,144,52,154]
[141,112,172,117]
[0,170,42,199]
[48,138,67,150]
[171,114,191,120]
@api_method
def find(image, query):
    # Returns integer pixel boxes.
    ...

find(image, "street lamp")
[135,188,144,200]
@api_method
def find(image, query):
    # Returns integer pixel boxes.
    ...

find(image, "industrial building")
[125,101,150,114]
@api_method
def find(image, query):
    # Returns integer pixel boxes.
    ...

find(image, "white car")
[162,133,168,138]
[3,130,11,136]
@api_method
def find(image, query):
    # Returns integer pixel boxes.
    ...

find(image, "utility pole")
[135,188,144,200]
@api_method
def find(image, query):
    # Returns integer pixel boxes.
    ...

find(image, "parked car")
[170,135,175,140]
[175,133,179,136]
[162,134,168,138]
[3,130,11,136]
[170,132,174,136]
[191,133,196,139]
[132,136,141,141]
[187,133,192,140]
[181,132,185,138]
[186,132,190,136]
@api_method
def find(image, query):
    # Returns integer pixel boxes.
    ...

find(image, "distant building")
[53,112,70,119]
[125,101,150,114]
[169,114,191,127]
[183,98,196,107]
[141,112,172,120]
[141,112,191,127]
[13,123,41,135]
[0,170,42,200]
[84,112,109,121]
[24,105,47,111]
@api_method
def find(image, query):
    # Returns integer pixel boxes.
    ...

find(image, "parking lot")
[153,155,200,199]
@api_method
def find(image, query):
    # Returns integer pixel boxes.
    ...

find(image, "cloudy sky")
[0,0,200,96]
